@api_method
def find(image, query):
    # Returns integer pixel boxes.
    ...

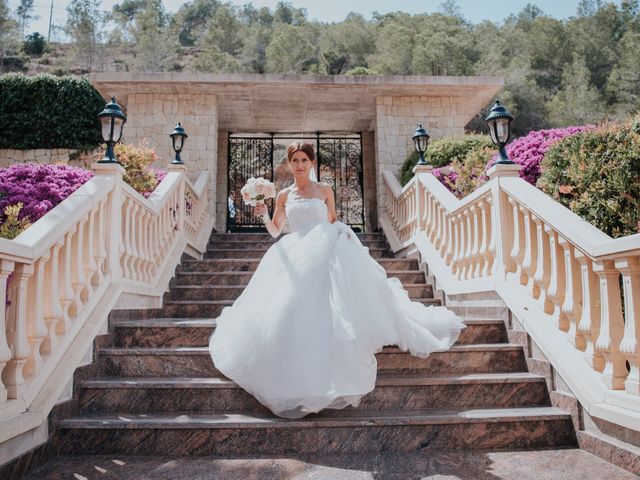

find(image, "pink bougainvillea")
[0,163,94,224]
[486,126,595,185]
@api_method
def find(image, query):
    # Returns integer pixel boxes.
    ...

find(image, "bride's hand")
[254,203,268,219]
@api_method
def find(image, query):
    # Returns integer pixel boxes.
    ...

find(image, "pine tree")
[131,0,178,72]
[547,55,606,126]
[16,0,37,39]
[65,0,104,72]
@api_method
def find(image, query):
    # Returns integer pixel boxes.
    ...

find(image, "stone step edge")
[179,258,418,264]
[79,372,547,390]
[111,318,503,328]
[163,298,440,305]
[58,407,572,429]
[98,344,523,356]
[168,283,433,290]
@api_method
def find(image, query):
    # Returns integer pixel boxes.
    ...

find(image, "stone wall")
[123,93,219,217]
[215,132,228,232]
[362,132,377,232]
[0,148,85,168]
[374,95,469,220]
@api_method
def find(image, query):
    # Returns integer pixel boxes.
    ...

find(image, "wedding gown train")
[208,194,466,419]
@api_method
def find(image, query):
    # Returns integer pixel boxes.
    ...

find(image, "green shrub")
[0,54,29,71]
[399,134,493,185]
[0,73,105,149]
[448,146,494,198]
[538,122,640,238]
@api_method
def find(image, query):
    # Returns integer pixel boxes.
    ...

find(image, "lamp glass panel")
[489,122,499,145]
[100,116,113,142]
[173,135,184,151]
[418,135,429,152]
[497,118,510,143]
[113,117,124,143]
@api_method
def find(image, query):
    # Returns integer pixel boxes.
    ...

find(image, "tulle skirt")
[208,221,466,418]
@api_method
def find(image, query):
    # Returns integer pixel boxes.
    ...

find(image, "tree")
[368,13,415,74]
[65,0,104,72]
[265,23,316,73]
[606,31,640,115]
[16,0,38,39]
[0,0,19,72]
[109,0,145,43]
[547,55,605,126]
[170,0,221,47]
[130,0,178,72]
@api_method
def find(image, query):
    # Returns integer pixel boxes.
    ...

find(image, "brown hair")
[286,141,315,162]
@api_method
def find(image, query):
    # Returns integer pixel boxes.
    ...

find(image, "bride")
[208,141,466,419]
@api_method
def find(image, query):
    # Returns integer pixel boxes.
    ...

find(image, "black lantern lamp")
[485,99,514,165]
[170,122,188,165]
[412,124,430,166]
[97,96,126,164]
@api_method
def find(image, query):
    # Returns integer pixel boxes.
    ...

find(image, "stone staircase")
[52,231,577,457]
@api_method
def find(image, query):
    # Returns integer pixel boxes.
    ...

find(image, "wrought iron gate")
[227,133,364,232]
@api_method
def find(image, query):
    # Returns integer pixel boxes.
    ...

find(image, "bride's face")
[288,151,315,179]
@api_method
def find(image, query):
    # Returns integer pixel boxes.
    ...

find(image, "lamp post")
[485,99,514,165]
[412,124,430,166]
[97,96,126,164]
[170,122,188,165]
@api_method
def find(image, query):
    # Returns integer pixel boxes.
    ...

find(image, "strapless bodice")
[285,195,329,232]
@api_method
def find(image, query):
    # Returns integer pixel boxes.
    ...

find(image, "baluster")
[507,198,525,283]
[43,244,63,353]
[0,260,16,403]
[558,237,585,349]
[532,216,553,313]
[131,203,142,281]
[616,256,640,395]
[122,199,133,279]
[470,204,482,279]
[521,208,539,297]
[144,211,153,281]
[3,263,34,399]
[433,201,442,249]
[438,208,449,258]
[72,215,88,308]
[61,231,77,323]
[25,254,49,377]
[444,214,454,265]
[544,226,567,330]
[575,251,604,371]
[593,260,626,389]
[462,209,473,279]
[95,200,107,284]
[481,198,493,277]
[83,208,98,296]
[451,213,462,277]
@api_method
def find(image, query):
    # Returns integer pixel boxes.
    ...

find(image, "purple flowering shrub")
[486,126,595,185]
[0,163,94,225]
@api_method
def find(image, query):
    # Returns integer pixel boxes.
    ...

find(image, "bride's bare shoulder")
[276,187,291,204]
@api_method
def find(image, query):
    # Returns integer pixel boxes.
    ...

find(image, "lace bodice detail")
[285,195,328,232]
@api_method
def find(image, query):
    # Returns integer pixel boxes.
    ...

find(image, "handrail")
[0,162,213,443]
[381,164,640,432]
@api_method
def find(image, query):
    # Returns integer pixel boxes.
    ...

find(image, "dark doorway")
[227,133,364,232]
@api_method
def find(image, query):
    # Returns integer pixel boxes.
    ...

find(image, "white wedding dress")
[208,194,466,419]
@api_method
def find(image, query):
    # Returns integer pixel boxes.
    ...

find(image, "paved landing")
[25,448,637,479]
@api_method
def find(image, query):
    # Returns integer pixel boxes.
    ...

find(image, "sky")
[8,0,624,41]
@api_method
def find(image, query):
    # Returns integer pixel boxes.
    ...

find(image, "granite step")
[97,344,527,377]
[207,239,390,250]
[203,247,394,260]
[55,407,576,455]
[174,269,427,285]
[166,283,434,302]
[77,372,550,414]
[209,232,386,242]
[156,298,440,317]
[176,257,420,274]
[111,318,507,348]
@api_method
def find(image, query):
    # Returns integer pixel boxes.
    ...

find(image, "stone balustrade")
[0,162,212,442]
[381,164,640,430]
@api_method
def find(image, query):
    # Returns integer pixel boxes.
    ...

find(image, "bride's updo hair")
[287,141,315,162]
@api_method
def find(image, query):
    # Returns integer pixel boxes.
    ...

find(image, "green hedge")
[538,121,640,238]
[399,134,493,185]
[0,73,105,149]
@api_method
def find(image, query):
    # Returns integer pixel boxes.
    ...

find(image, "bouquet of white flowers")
[240,177,277,206]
